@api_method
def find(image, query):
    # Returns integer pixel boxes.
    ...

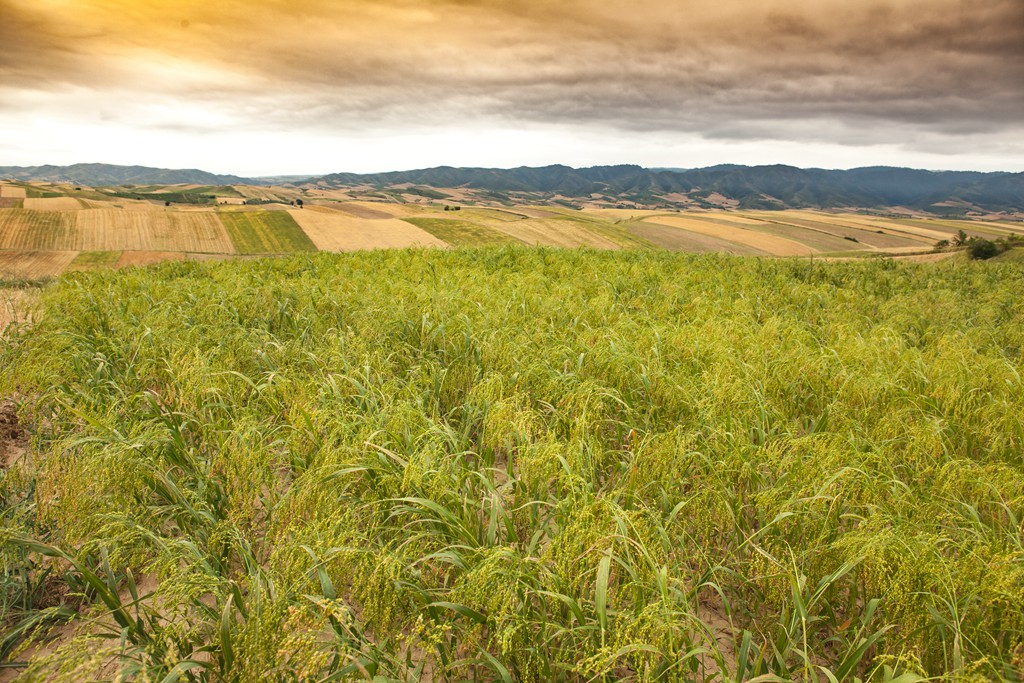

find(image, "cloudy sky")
[1,0,1022,175]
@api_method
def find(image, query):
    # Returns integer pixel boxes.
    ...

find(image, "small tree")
[967,238,1001,260]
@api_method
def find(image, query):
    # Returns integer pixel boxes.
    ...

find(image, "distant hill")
[2,162,1020,213]
[315,164,1024,214]
[0,163,258,186]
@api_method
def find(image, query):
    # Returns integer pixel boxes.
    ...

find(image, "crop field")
[219,210,319,253]
[640,216,816,256]
[22,198,85,211]
[291,207,446,251]
[0,250,78,280]
[73,210,235,253]
[403,216,525,246]
[0,187,27,200]
[67,250,123,271]
[0,210,75,251]
[1,250,1023,682]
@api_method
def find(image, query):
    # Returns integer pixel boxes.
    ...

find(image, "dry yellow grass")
[75,210,235,253]
[643,215,815,255]
[0,186,27,199]
[290,207,445,251]
[0,250,79,279]
[23,197,83,211]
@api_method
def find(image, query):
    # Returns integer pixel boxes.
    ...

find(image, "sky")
[1,0,1022,176]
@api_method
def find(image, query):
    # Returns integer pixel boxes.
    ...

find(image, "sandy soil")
[643,216,815,255]
[289,208,446,251]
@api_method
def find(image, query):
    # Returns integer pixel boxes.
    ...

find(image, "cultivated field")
[0,250,79,280]
[0,186,27,199]
[219,210,318,253]
[1,250,1022,682]
[22,198,84,211]
[291,206,446,251]
[1,181,1023,281]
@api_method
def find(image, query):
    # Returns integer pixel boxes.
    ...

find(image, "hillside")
[0,163,265,187]
[4,163,1022,213]
[4,177,1024,280]
[2,250,1023,681]
[316,164,1024,214]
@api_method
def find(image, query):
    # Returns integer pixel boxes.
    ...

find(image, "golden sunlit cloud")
[1,0,1022,173]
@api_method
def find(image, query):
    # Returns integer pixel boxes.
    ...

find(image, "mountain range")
[2,162,1022,213]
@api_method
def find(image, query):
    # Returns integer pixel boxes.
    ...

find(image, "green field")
[1,250,1023,682]
[219,210,318,254]
[68,250,122,270]
[403,217,524,246]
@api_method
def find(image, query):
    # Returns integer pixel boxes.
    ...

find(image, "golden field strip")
[1,183,1023,279]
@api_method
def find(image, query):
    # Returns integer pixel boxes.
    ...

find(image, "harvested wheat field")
[74,209,235,253]
[291,207,445,251]
[0,185,27,199]
[0,209,75,250]
[642,215,815,255]
[627,218,767,254]
[487,216,623,248]
[747,212,929,250]
[23,197,85,211]
[0,250,79,279]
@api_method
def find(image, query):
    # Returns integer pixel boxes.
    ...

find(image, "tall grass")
[1,248,1022,681]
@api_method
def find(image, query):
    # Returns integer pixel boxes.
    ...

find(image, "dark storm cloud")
[2,0,1022,148]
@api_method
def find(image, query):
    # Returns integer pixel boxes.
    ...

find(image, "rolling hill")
[2,163,1022,213]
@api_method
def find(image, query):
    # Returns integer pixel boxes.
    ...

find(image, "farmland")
[2,249,1024,682]
[219,210,318,254]
[2,181,1024,280]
